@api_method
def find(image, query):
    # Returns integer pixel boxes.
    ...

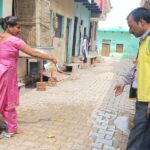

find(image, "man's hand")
[114,84,124,96]
[147,102,150,116]
[49,55,57,64]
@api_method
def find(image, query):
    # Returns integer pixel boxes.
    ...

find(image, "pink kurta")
[0,36,25,113]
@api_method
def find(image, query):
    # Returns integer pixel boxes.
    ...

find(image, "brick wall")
[15,0,50,46]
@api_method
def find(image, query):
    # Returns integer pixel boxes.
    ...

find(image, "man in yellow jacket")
[114,7,150,150]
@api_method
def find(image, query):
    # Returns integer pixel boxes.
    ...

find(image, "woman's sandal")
[0,132,14,139]
[0,128,23,139]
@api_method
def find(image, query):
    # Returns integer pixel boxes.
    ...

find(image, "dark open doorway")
[72,17,78,56]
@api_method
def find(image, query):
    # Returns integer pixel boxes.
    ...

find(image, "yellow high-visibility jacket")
[138,36,150,102]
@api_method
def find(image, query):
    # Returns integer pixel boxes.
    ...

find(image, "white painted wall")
[3,0,12,17]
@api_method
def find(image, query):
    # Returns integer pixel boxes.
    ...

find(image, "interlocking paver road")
[0,58,135,150]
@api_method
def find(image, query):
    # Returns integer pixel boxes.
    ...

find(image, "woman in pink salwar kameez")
[0,16,57,138]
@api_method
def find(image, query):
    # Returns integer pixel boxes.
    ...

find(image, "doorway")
[72,17,78,56]
[101,40,111,56]
[101,43,110,56]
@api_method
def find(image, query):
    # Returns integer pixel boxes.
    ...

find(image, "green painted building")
[73,2,91,57]
[0,0,2,17]
[97,28,139,58]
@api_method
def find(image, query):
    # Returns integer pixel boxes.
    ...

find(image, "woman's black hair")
[127,7,150,23]
[0,16,19,30]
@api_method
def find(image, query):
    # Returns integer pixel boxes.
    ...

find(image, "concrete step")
[65,63,81,72]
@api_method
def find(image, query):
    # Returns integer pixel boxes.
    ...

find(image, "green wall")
[97,29,139,58]
[74,3,91,56]
[0,0,2,17]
